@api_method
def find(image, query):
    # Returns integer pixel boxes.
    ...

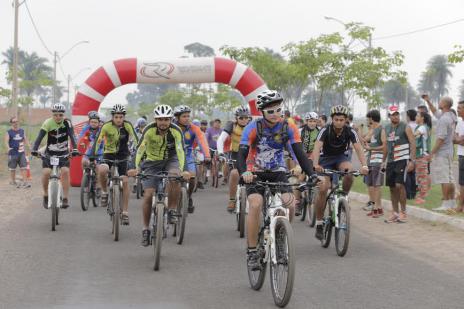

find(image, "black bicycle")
[140,171,188,271]
[298,176,318,227]
[80,158,100,211]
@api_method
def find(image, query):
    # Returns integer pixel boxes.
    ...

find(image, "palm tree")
[418,55,454,102]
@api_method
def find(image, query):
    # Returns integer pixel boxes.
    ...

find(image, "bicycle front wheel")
[212,160,219,188]
[176,187,188,245]
[80,172,90,211]
[112,185,120,241]
[335,198,350,257]
[153,203,164,271]
[321,204,333,248]
[49,179,59,231]
[270,218,295,308]
[238,187,247,238]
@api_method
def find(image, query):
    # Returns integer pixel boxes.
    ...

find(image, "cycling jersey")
[175,122,210,158]
[32,118,77,155]
[240,118,301,172]
[78,124,103,157]
[300,125,319,154]
[135,123,185,170]
[316,124,359,157]
[93,120,138,157]
[219,121,245,153]
[205,127,222,150]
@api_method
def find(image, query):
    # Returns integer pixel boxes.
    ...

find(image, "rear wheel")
[238,187,247,238]
[136,178,143,199]
[212,160,219,188]
[300,193,307,222]
[112,184,120,241]
[49,179,59,231]
[335,198,350,257]
[80,171,90,211]
[270,218,295,308]
[307,188,317,227]
[176,187,188,245]
[153,203,164,271]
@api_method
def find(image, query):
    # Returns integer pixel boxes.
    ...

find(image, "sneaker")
[197,182,205,190]
[141,229,151,247]
[132,185,136,194]
[295,201,302,216]
[367,209,378,217]
[43,196,49,209]
[378,208,384,216]
[101,192,109,208]
[188,198,195,214]
[168,209,178,224]
[247,249,261,271]
[399,212,408,222]
[415,197,426,205]
[61,198,70,209]
[362,201,374,211]
[384,213,399,224]
[22,182,31,188]
[315,224,323,240]
[227,199,236,213]
[121,213,130,225]
[9,181,17,186]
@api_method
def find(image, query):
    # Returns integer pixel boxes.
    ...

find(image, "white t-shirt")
[456,119,464,156]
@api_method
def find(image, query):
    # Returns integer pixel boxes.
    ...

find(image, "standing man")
[405,109,418,200]
[384,105,416,223]
[363,110,386,218]
[428,96,457,211]
[5,117,31,188]
[453,100,464,213]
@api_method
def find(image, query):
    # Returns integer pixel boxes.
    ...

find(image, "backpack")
[253,119,289,146]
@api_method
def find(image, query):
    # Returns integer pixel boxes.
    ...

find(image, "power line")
[23,0,53,56]
[57,55,67,81]
[373,18,464,41]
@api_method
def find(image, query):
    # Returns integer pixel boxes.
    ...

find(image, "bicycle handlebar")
[318,169,361,177]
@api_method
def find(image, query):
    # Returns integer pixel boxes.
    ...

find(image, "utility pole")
[52,51,57,104]
[67,74,71,112]
[11,0,20,118]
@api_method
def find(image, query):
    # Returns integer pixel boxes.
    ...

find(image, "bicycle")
[318,169,360,257]
[140,171,188,271]
[298,176,318,227]
[246,180,313,307]
[102,158,129,242]
[210,148,220,188]
[80,158,101,210]
[37,153,72,231]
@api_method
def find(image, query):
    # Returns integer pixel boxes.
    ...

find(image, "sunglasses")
[263,107,282,115]
[156,118,171,122]
[53,113,64,117]
[237,116,249,120]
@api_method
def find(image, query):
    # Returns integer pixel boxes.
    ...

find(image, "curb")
[349,192,464,231]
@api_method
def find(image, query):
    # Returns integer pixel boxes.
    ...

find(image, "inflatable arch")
[70,57,269,186]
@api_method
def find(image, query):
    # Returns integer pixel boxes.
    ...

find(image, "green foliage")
[448,45,464,64]
[184,42,215,57]
[418,55,454,102]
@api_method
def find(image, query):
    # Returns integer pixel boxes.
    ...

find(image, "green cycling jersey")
[135,122,185,170]
[93,120,138,156]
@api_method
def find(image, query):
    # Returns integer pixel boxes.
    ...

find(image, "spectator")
[318,114,327,129]
[414,112,432,204]
[384,105,416,223]
[284,110,296,125]
[452,100,464,213]
[405,109,418,200]
[4,117,31,188]
[363,110,386,218]
[200,120,208,133]
[417,104,429,115]
[428,96,457,211]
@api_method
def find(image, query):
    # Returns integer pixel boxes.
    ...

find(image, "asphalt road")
[1,184,463,309]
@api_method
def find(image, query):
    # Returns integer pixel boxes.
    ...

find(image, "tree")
[418,55,454,102]
[449,45,464,64]
[212,84,243,113]
[126,84,178,106]
[184,42,215,57]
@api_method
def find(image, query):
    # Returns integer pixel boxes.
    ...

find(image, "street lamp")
[67,67,91,111]
[52,40,90,104]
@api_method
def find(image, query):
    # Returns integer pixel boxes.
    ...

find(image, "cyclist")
[78,111,104,169]
[238,90,315,270]
[173,105,211,213]
[217,106,252,212]
[133,105,190,246]
[92,104,138,225]
[200,120,208,133]
[312,105,368,241]
[31,103,79,209]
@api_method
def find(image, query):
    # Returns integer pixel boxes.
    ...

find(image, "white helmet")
[111,103,126,115]
[154,104,173,118]
[173,105,191,117]
[51,103,66,113]
[305,112,319,120]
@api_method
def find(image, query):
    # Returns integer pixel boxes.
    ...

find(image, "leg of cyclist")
[167,164,182,224]
[314,176,331,240]
[185,155,197,213]
[227,168,239,212]
[141,187,154,246]
[41,168,51,209]
[98,163,109,207]
[60,166,70,208]
[281,192,295,222]
[81,157,90,170]
[246,192,264,270]
[338,161,353,193]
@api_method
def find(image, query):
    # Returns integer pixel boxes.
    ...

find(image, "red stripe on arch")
[235,68,265,97]
[248,99,259,116]
[114,58,137,84]
[85,67,115,96]
[214,57,236,84]
[72,92,101,115]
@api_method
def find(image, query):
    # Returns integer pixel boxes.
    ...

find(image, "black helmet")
[256,90,283,110]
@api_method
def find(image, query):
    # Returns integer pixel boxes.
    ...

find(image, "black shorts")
[385,160,408,187]
[8,152,27,170]
[246,172,292,196]
[459,156,464,186]
[228,152,238,170]
[102,154,129,176]
[42,154,70,169]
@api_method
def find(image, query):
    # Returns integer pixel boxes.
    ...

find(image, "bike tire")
[238,187,247,238]
[321,204,333,248]
[113,185,120,241]
[212,160,218,188]
[300,195,307,222]
[270,218,295,308]
[247,232,267,291]
[307,188,317,227]
[136,178,142,199]
[80,172,90,211]
[153,203,164,271]
[92,185,100,208]
[176,187,188,245]
[335,198,350,257]
[49,179,59,231]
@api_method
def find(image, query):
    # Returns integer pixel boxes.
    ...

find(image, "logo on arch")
[140,62,175,79]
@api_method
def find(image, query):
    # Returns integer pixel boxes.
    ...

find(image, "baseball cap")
[388,105,399,115]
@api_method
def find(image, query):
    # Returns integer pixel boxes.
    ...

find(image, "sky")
[1,0,463,115]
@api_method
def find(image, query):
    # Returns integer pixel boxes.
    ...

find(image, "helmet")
[173,105,191,117]
[136,117,148,127]
[192,119,201,126]
[111,103,126,115]
[88,111,100,120]
[153,104,173,118]
[234,105,251,117]
[51,103,66,113]
[330,105,349,117]
[304,112,319,120]
[98,112,106,123]
[200,120,208,125]
[256,90,283,110]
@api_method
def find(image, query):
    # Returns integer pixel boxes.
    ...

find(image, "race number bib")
[50,156,60,166]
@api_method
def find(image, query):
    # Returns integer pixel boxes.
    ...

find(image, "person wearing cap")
[384,105,416,223]
[5,116,31,188]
